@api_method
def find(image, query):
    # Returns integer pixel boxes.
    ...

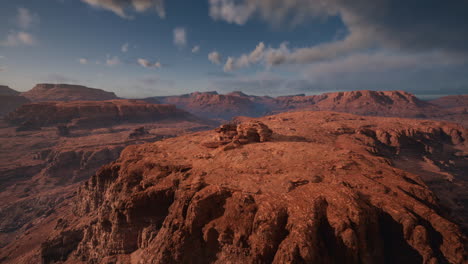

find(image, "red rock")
[5,99,200,129]
[31,111,467,264]
[0,95,31,117]
[21,83,118,102]
[0,85,20,96]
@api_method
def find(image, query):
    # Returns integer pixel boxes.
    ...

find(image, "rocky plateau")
[1,111,466,263]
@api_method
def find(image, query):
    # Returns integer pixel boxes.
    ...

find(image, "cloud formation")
[1,32,36,47]
[208,51,222,65]
[192,45,200,53]
[78,58,88,64]
[137,58,161,69]
[81,0,165,19]
[121,43,129,52]
[173,27,186,47]
[17,8,39,29]
[211,0,468,68]
[224,42,265,71]
[106,55,121,66]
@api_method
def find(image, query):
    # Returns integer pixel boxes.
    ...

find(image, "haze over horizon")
[1,0,468,98]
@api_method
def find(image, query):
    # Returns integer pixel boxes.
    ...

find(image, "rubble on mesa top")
[202,121,273,149]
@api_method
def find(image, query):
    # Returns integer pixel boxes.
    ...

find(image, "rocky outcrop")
[5,100,200,129]
[203,121,273,149]
[39,111,467,264]
[21,84,118,102]
[0,85,20,96]
[0,87,31,116]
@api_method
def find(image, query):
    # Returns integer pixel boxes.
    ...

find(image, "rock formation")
[147,91,270,120]
[202,121,273,149]
[21,111,466,264]
[430,95,468,109]
[21,84,118,102]
[0,114,215,256]
[0,85,31,117]
[145,90,466,127]
[0,85,20,96]
[0,95,31,117]
[5,99,200,129]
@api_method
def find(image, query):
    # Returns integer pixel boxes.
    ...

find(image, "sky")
[1,0,468,98]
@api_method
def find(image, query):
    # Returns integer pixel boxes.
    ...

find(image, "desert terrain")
[0,84,466,264]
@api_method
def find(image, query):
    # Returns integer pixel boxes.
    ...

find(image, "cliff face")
[0,95,30,117]
[36,111,467,264]
[5,99,199,129]
[0,85,20,96]
[0,86,30,117]
[21,84,118,102]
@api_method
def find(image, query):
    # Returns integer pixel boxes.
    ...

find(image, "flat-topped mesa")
[203,121,273,149]
[5,99,198,129]
[21,83,118,102]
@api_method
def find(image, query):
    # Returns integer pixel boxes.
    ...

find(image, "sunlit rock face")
[21,84,118,102]
[38,111,467,264]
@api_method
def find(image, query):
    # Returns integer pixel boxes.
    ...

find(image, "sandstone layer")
[21,84,118,102]
[12,111,465,264]
[5,99,200,129]
[0,115,214,256]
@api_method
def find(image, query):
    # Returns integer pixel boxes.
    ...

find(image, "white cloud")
[106,55,121,66]
[81,0,165,19]
[208,51,222,65]
[78,58,88,64]
[302,52,466,79]
[209,0,468,67]
[173,27,186,47]
[121,43,129,52]
[192,45,200,53]
[137,58,161,69]
[223,42,265,71]
[1,32,36,47]
[17,8,39,29]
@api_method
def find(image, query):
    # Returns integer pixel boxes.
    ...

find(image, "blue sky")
[1,0,467,98]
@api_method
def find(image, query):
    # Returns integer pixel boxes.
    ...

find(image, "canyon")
[0,84,466,263]
[2,111,466,263]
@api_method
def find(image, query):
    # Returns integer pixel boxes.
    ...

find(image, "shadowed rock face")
[35,111,467,264]
[21,84,118,102]
[5,99,200,129]
[0,86,31,117]
[0,95,31,117]
[0,85,20,96]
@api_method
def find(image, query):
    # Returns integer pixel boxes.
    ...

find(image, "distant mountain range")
[1,83,467,127]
